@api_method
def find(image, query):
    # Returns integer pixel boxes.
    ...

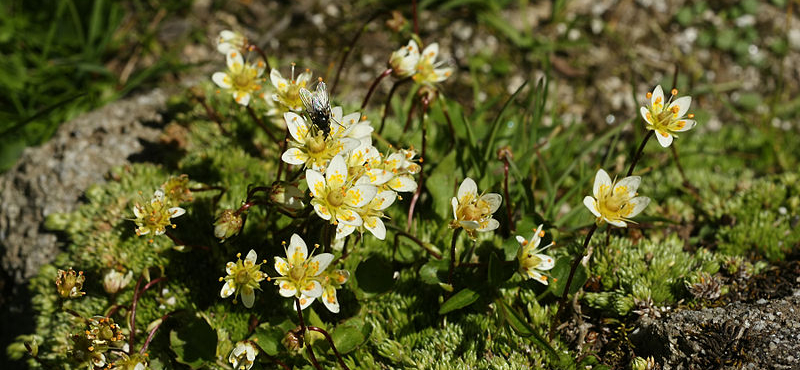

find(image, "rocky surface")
[0,89,169,363]
[632,292,800,370]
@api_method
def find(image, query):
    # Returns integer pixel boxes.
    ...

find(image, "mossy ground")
[5,1,800,369]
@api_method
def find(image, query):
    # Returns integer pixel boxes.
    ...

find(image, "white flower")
[132,190,186,237]
[219,250,267,308]
[273,234,335,310]
[212,50,266,106]
[640,85,696,147]
[583,169,650,227]
[412,43,453,86]
[216,30,248,55]
[388,40,420,78]
[306,155,378,226]
[228,341,258,370]
[516,225,555,285]
[450,177,502,238]
[280,112,360,170]
[270,65,313,112]
[335,190,397,240]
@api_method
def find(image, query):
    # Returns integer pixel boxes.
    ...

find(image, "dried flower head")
[161,174,193,205]
[103,269,133,294]
[56,268,85,299]
[214,209,244,242]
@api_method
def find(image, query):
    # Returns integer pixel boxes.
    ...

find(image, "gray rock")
[632,294,800,370]
[0,89,167,286]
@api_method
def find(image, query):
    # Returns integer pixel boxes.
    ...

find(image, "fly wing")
[314,81,329,110]
[299,87,314,112]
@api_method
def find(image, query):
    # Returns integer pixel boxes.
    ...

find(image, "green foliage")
[586,234,721,316]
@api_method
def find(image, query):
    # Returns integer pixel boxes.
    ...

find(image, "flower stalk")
[361,68,392,109]
[549,223,597,339]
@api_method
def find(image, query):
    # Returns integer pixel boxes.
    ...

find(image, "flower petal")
[625,196,651,218]
[583,196,601,218]
[298,294,315,309]
[233,91,251,106]
[640,106,653,125]
[306,169,326,198]
[364,216,386,240]
[373,190,397,210]
[668,96,692,118]
[245,249,258,264]
[422,43,439,60]
[220,281,235,298]
[345,184,377,208]
[650,85,664,108]
[227,50,243,69]
[285,112,309,142]
[593,169,612,199]
[278,281,297,297]
[212,72,232,89]
[322,288,340,313]
[457,177,478,203]
[270,69,286,90]
[614,176,641,198]
[387,175,417,192]
[335,223,356,239]
[478,218,500,232]
[168,207,186,218]
[451,197,459,220]
[274,257,290,276]
[312,201,333,220]
[655,130,674,147]
[282,148,309,165]
[226,261,235,275]
[534,254,555,270]
[300,280,323,298]
[337,209,362,226]
[670,119,696,132]
[308,253,334,276]
[478,193,502,214]
[241,287,255,308]
[325,155,348,188]
[287,233,308,265]
[607,219,628,228]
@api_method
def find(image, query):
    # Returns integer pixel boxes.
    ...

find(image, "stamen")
[646,92,652,99]
[671,88,678,96]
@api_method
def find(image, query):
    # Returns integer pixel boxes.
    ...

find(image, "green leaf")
[439,288,479,314]
[487,252,505,287]
[330,318,371,354]
[495,298,558,360]
[419,260,446,285]
[355,256,394,295]
[249,325,285,356]
[169,314,217,369]
[549,256,588,297]
[483,80,529,161]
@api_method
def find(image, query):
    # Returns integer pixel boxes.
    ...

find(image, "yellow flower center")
[235,269,250,285]
[307,134,327,154]
[461,203,482,221]
[326,189,345,207]
[290,264,306,281]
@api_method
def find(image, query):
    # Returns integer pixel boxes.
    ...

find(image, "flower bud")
[282,328,303,353]
[214,210,243,241]
[103,269,133,294]
[55,268,85,299]
[161,175,193,205]
[270,183,304,211]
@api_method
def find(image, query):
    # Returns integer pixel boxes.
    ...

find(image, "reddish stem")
[248,44,272,72]
[378,78,411,135]
[412,0,419,35]
[308,326,351,370]
[549,223,597,339]
[362,69,393,109]
[246,105,279,144]
[140,309,183,354]
[447,228,462,289]
[406,96,430,231]
[501,156,514,233]
[295,298,322,370]
[392,227,442,260]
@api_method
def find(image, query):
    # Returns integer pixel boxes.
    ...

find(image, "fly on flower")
[299,79,334,138]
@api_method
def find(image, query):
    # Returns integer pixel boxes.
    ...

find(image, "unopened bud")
[214,210,243,242]
[270,183,304,211]
[103,269,133,294]
[282,328,303,353]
